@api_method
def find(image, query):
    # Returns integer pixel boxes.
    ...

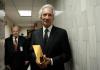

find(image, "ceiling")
[5,0,52,27]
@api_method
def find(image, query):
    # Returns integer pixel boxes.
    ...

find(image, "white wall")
[49,0,100,70]
[5,25,11,38]
[0,21,5,70]
[5,16,14,38]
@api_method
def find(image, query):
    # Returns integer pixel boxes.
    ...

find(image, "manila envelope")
[32,45,45,63]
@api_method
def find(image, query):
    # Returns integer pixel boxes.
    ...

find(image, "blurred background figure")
[4,25,27,70]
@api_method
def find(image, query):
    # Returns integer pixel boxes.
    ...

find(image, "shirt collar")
[13,36,18,39]
[43,25,53,32]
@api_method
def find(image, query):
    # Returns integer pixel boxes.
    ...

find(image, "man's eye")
[43,14,47,16]
[48,14,52,16]
[43,14,52,16]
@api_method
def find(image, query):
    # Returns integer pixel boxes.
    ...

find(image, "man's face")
[41,8,54,28]
[12,26,19,37]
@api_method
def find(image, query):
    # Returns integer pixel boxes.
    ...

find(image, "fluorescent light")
[18,10,31,16]
[55,10,63,16]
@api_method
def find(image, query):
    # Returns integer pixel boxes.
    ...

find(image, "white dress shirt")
[43,25,53,38]
[43,25,53,65]
[13,36,18,45]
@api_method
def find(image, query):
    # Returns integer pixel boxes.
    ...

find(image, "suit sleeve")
[4,39,10,65]
[52,30,72,65]
[28,31,36,63]
[23,37,29,61]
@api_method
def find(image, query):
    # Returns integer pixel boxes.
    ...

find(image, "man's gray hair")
[39,4,55,18]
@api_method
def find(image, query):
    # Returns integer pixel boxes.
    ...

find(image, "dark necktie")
[44,29,49,46]
[14,37,18,50]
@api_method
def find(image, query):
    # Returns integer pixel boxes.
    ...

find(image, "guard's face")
[41,8,54,28]
[12,27,19,37]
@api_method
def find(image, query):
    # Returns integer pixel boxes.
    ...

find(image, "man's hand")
[43,55,51,65]
[36,58,46,69]
[35,55,51,69]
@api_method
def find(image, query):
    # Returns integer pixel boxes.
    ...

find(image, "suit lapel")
[47,26,55,45]
[18,36,20,47]
[35,27,56,54]
[11,37,13,46]
[10,36,16,52]
[36,28,51,54]
[18,36,22,51]
[37,28,44,48]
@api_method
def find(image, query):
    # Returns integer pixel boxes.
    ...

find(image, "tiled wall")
[0,21,5,69]
[0,39,4,70]
[50,0,100,70]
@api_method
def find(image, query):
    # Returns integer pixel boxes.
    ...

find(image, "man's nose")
[45,15,49,19]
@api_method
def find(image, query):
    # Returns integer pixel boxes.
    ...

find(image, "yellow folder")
[32,45,44,63]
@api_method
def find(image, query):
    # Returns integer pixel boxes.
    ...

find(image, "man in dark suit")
[30,4,72,70]
[5,25,27,70]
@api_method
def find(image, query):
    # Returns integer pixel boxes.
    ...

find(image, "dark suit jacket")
[30,26,71,70]
[5,35,27,70]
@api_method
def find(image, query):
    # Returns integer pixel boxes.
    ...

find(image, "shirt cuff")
[50,58,53,66]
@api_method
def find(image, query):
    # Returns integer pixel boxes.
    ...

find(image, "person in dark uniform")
[5,25,27,70]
